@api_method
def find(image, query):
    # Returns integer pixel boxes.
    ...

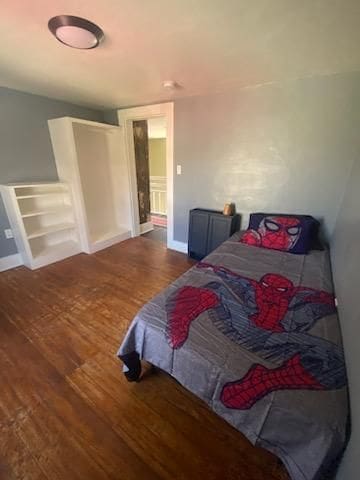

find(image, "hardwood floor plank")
[0,317,62,424]
[68,353,280,480]
[0,237,289,480]
[0,424,48,480]
[38,381,159,480]
[14,401,110,480]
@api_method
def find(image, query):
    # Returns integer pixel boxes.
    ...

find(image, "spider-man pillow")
[240,213,320,254]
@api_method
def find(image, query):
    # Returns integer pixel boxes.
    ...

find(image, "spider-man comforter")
[118,232,349,480]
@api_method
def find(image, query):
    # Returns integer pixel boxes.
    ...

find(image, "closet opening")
[132,116,167,245]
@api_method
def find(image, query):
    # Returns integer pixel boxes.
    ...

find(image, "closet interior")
[49,117,132,254]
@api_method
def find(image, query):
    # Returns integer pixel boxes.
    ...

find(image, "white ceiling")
[1,1,360,110]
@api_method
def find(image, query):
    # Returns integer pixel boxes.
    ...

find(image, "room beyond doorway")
[131,116,167,243]
[117,103,175,250]
[142,225,167,244]
[148,117,167,232]
[146,126,167,247]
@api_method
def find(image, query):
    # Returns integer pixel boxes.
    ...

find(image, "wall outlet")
[4,229,14,239]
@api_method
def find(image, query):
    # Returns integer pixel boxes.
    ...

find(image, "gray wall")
[173,72,360,243]
[103,109,118,125]
[0,87,103,258]
[331,157,360,480]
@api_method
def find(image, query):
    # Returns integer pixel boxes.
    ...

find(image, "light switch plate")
[176,164,182,175]
[4,229,13,239]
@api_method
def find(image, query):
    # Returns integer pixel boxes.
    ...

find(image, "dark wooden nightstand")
[188,208,241,260]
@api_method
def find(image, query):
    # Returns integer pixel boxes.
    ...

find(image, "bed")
[118,230,349,480]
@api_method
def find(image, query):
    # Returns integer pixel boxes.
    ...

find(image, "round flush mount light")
[162,80,180,90]
[48,15,104,49]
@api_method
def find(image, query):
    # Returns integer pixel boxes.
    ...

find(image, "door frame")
[117,102,176,249]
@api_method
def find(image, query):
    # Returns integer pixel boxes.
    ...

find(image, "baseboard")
[167,240,188,254]
[140,222,154,234]
[0,253,23,272]
[88,230,132,254]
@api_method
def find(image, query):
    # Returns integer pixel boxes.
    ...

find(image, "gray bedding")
[118,232,349,480]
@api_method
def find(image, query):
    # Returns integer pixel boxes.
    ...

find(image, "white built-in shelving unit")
[48,117,132,254]
[1,182,81,269]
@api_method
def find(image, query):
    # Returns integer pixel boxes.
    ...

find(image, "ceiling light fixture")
[162,80,179,90]
[48,15,104,49]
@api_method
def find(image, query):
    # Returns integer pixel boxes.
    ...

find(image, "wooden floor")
[142,226,167,244]
[0,236,289,480]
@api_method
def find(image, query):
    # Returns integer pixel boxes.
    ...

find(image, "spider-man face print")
[252,273,295,331]
[258,273,294,303]
[258,216,301,250]
[241,215,304,252]
[241,213,320,254]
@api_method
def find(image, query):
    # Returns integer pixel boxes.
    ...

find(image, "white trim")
[167,240,188,254]
[139,221,154,234]
[4,182,68,188]
[117,102,174,249]
[87,230,131,254]
[0,253,23,272]
[51,116,118,130]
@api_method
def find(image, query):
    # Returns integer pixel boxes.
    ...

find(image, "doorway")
[131,117,167,244]
[143,117,168,244]
[117,103,175,249]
